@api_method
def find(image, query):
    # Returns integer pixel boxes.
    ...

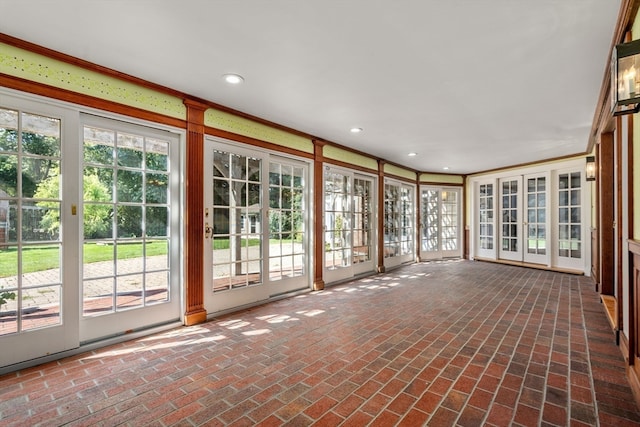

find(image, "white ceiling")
[0,0,621,174]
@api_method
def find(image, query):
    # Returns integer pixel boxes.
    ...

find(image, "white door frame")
[0,91,80,368]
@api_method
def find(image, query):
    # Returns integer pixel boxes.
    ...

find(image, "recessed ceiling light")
[443,166,450,171]
[408,152,417,157]
[350,127,363,133]
[223,73,244,85]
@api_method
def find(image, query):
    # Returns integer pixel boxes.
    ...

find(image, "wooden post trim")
[184,99,208,325]
[313,140,326,291]
[377,161,386,273]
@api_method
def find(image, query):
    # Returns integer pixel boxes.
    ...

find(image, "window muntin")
[441,190,459,251]
[501,180,518,252]
[558,172,581,259]
[526,176,546,255]
[384,182,414,258]
[353,178,372,264]
[269,161,305,280]
[82,124,172,314]
[478,183,494,250]
[212,150,263,291]
[0,107,62,334]
[324,171,351,270]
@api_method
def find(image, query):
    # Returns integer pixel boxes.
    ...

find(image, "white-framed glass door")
[553,169,585,271]
[79,115,181,342]
[267,156,310,294]
[420,186,461,260]
[498,177,522,261]
[204,139,269,313]
[204,138,310,314]
[523,173,549,265]
[384,179,415,269]
[324,165,376,283]
[0,94,80,368]
[475,180,495,259]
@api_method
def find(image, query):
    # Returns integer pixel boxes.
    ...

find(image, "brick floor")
[1,260,639,426]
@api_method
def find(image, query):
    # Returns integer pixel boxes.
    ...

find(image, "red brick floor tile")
[303,395,338,419]
[1,262,639,426]
[397,408,430,426]
[458,405,487,427]
[486,403,515,425]
[414,390,444,414]
[542,402,567,426]
[387,392,417,415]
[428,406,459,425]
[468,388,494,411]
[333,394,365,418]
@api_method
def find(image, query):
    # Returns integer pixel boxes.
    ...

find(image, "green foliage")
[0,287,16,308]
[83,175,113,239]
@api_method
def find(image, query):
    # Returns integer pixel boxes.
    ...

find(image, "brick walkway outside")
[0,260,639,426]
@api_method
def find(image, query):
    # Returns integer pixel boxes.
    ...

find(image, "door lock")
[204,222,212,239]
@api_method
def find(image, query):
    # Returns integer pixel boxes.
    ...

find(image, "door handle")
[204,222,212,239]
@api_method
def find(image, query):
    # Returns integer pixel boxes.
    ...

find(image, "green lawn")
[0,241,168,278]
[0,238,267,278]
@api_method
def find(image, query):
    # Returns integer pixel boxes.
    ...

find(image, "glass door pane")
[353,178,372,265]
[80,117,180,342]
[324,170,351,271]
[1,110,62,335]
[421,189,439,254]
[212,150,263,291]
[523,174,548,265]
[499,178,521,261]
[268,161,305,281]
[1,100,79,369]
[384,180,415,268]
[556,171,584,270]
[477,182,495,257]
[422,187,461,260]
[441,189,459,256]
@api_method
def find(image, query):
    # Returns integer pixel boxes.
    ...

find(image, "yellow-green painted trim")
[467,154,586,179]
[322,145,378,170]
[384,163,416,181]
[0,43,186,119]
[205,108,314,154]
[419,173,463,185]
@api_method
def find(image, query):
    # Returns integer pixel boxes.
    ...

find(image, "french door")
[203,137,310,314]
[420,186,461,260]
[553,169,585,270]
[384,179,415,269]
[79,115,181,342]
[523,173,549,265]
[0,91,183,369]
[476,180,495,259]
[475,167,587,273]
[324,165,376,283]
[497,173,548,265]
[0,94,80,368]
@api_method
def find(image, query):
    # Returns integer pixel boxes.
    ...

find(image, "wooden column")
[183,99,207,325]
[377,161,386,273]
[313,141,325,291]
[415,174,422,263]
[599,131,615,296]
